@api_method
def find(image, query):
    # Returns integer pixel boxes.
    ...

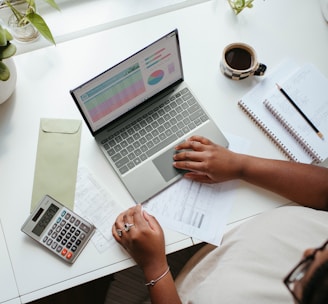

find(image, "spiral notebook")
[263,64,328,163]
[238,60,328,164]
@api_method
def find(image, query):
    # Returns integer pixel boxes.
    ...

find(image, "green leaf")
[4,28,14,42]
[245,0,254,8]
[228,0,254,14]
[0,26,14,46]
[236,0,245,9]
[44,0,60,11]
[0,28,7,47]
[26,12,56,45]
[0,43,17,59]
[4,1,25,23]
[26,0,37,11]
[0,61,10,81]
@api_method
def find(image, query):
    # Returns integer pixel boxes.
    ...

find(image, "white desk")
[0,0,327,303]
[0,221,20,304]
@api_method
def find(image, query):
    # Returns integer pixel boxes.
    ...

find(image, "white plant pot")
[0,58,17,105]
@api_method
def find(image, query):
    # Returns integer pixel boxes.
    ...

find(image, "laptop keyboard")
[101,88,209,174]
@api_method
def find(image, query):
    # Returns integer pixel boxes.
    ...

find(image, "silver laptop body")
[70,29,228,203]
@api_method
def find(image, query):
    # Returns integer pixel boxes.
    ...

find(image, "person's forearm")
[112,205,181,303]
[143,265,182,304]
[239,155,328,210]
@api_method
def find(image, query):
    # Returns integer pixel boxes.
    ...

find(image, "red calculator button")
[66,252,73,260]
[61,248,68,256]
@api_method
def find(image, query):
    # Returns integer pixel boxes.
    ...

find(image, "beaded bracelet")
[145,266,170,287]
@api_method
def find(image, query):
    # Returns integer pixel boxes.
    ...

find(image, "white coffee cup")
[220,42,266,80]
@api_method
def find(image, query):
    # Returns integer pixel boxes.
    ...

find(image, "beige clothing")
[175,206,328,303]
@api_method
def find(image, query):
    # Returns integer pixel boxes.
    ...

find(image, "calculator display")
[32,203,59,237]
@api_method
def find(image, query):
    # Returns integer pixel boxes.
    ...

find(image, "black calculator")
[21,195,96,264]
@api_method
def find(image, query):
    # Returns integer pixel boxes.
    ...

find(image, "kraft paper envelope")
[31,118,82,212]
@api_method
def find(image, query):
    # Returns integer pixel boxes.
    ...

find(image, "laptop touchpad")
[153,147,188,182]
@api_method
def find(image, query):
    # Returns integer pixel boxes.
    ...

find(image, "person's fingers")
[142,209,151,222]
[183,172,214,183]
[188,135,214,146]
[132,204,148,230]
[124,206,135,223]
[175,139,204,152]
[142,209,161,231]
[112,217,125,244]
[112,224,123,242]
[113,210,125,230]
[120,206,139,237]
[173,136,217,164]
[173,156,207,172]
[112,207,137,241]
[173,148,204,161]
[175,135,214,149]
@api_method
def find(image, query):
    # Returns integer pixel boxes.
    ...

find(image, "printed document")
[75,133,249,251]
[143,133,249,245]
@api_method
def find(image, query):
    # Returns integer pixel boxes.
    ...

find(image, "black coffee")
[225,47,252,70]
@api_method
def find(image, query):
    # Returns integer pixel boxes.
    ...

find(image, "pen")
[276,83,324,140]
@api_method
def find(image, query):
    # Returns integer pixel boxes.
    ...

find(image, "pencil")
[276,83,324,140]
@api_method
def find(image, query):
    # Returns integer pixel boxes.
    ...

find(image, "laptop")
[70,29,229,203]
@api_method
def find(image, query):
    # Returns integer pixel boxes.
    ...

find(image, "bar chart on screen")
[84,65,146,123]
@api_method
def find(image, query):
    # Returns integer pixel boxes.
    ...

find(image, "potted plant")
[0,24,17,103]
[4,0,60,44]
[228,0,254,15]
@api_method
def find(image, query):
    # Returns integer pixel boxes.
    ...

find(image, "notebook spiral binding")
[238,101,298,162]
[263,100,322,163]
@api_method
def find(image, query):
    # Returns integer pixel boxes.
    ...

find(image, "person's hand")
[112,204,167,274]
[173,135,243,183]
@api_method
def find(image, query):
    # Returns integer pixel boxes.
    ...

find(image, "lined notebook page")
[263,64,328,163]
[238,60,313,163]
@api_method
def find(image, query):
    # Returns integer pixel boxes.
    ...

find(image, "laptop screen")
[70,29,183,134]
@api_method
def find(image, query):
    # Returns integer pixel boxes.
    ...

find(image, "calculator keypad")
[42,209,90,261]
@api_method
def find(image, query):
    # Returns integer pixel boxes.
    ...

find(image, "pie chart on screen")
[148,70,164,85]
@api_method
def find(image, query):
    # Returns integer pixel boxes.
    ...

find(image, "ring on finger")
[124,223,134,232]
[116,229,123,237]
